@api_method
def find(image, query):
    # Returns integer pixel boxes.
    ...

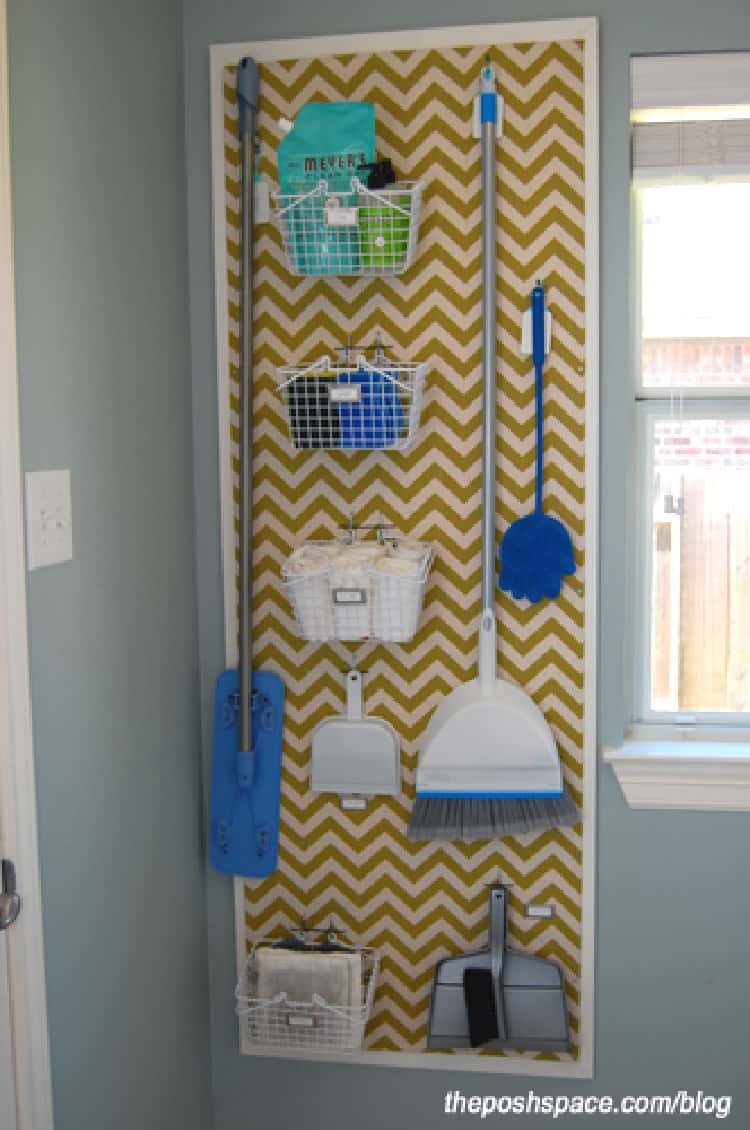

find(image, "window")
[632,54,750,726]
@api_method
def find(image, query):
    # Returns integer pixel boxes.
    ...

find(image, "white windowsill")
[604,730,750,811]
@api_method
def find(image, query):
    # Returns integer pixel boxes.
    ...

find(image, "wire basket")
[272,178,423,277]
[236,942,379,1053]
[276,354,427,453]
[281,536,434,643]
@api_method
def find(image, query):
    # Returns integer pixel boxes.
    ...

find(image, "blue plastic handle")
[532,281,546,370]
[532,282,546,515]
[480,92,497,124]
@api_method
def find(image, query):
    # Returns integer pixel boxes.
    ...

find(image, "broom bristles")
[407,790,578,842]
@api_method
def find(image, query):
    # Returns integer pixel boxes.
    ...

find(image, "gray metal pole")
[237,59,259,755]
[481,112,497,612]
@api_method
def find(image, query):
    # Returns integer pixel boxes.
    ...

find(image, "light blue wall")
[182,2,750,1128]
[7,2,212,1128]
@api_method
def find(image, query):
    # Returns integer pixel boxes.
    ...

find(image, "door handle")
[0,860,20,931]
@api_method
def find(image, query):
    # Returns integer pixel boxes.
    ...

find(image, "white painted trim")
[210,18,598,1078]
[0,2,54,1128]
[605,740,750,810]
[578,18,598,1084]
[210,18,600,70]
[209,48,239,669]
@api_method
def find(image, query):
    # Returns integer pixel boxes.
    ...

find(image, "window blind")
[632,53,750,179]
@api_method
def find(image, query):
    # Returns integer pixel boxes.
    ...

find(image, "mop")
[407,60,577,841]
[209,59,285,876]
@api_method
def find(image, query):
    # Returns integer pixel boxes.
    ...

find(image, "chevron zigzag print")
[222,37,588,1060]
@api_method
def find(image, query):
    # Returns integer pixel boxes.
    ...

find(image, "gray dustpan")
[427,883,569,1051]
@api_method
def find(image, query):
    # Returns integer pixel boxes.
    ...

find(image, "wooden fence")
[652,472,750,712]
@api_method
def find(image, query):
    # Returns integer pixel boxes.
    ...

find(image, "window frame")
[608,53,750,811]
[632,154,750,729]
[633,395,750,729]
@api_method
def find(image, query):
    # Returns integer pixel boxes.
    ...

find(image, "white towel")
[255,947,362,1008]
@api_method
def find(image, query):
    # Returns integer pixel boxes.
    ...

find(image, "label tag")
[329,385,361,403]
[332,588,367,605]
[287,1015,315,1029]
[325,200,358,227]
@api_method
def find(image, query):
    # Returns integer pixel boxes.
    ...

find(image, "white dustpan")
[311,670,400,801]
[416,610,561,798]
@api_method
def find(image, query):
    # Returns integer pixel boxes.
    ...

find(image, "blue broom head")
[499,512,575,603]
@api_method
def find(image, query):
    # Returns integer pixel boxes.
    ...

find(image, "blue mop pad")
[210,668,285,877]
[337,369,404,449]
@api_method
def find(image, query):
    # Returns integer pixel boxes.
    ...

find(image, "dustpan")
[311,670,400,801]
[407,60,576,842]
[427,883,570,1051]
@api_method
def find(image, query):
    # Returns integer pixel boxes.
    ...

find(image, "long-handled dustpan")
[407,59,576,842]
[210,59,285,877]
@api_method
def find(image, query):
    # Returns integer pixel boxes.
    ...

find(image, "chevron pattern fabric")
[222,38,588,1058]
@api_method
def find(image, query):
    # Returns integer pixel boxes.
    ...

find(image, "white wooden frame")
[209,17,598,1078]
[0,2,54,1126]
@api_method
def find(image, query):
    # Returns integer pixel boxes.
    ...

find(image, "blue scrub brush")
[499,282,575,603]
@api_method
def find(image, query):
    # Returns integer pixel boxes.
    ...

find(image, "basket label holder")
[329,385,362,404]
[332,588,368,605]
[325,199,359,227]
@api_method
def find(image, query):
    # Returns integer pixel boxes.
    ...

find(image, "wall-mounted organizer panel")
[211,18,598,1074]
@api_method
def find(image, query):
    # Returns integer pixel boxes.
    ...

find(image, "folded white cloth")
[284,544,337,575]
[373,555,422,576]
[255,947,362,1008]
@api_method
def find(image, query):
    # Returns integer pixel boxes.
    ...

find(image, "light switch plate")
[25,469,73,570]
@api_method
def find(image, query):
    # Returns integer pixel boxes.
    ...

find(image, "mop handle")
[478,61,499,694]
[531,282,545,516]
[237,58,259,764]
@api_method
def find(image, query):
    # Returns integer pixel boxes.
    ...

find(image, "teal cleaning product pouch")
[278,102,375,274]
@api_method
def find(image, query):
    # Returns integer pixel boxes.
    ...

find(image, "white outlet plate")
[25,469,73,570]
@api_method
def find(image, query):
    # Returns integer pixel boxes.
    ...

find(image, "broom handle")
[479,64,498,692]
[238,59,259,759]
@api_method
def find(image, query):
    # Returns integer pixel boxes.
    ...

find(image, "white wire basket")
[272,178,423,277]
[236,942,379,1053]
[281,536,434,643]
[276,354,427,453]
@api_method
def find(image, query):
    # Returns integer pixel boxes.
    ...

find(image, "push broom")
[407,59,577,842]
